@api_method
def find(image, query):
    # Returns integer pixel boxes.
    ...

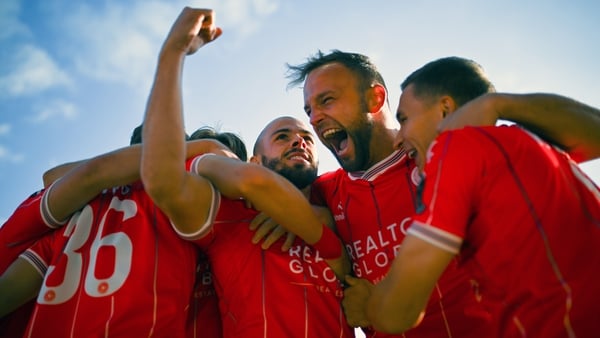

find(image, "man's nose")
[393,131,404,150]
[309,108,323,127]
[292,135,307,149]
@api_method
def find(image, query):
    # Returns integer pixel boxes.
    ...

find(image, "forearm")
[367,271,423,333]
[47,145,143,221]
[43,160,84,187]
[0,258,43,318]
[367,235,455,333]
[197,156,323,243]
[495,93,600,162]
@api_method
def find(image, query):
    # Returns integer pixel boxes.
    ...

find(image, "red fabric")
[21,183,215,338]
[0,189,56,338]
[312,150,493,338]
[413,125,600,337]
[185,193,354,338]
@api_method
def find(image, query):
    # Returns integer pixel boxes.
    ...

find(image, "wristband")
[311,225,343,260]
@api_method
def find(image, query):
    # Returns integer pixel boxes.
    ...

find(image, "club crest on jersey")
[333,202,345,221]
[426,139,437,165]
[410,167,422,187]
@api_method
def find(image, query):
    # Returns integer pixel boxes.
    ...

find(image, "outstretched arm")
[45,145,142,222]
[194,154,350,279]
[43,138,233,224]
[439,93,600,162]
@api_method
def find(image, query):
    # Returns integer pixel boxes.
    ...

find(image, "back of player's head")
[130,124,143,145]
[130,123,190,145]
[189,126,248,162]
[286,49,388,94]
[401,56,496,107]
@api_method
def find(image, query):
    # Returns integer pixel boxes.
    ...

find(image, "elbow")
[42,170,56,188]
[140,166,170,205]
[369,311,423,334]
[367,291,424,334]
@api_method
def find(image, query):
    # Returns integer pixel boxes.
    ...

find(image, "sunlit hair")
[189,126,248,162]
[401,56,496,107]
[286,49,388,96]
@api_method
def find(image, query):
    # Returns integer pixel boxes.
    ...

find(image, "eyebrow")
[304,90,334,113]
[271,128,313,137]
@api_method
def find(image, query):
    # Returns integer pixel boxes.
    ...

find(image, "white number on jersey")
[39,196,136,304]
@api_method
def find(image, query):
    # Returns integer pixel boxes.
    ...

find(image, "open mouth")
[322,128,348,154]
[285,150,311,163]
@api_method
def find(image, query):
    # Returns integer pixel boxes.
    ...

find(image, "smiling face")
[253,116,319,189]
[302,63,373,172]
[395,84,445,171]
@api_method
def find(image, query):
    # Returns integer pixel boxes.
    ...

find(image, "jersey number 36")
[39,196,135,305]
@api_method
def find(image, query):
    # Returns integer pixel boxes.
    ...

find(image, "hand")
[437,93,500,133]
[342,275,373,328]
[162,7,222,56]
[249,212,296,251]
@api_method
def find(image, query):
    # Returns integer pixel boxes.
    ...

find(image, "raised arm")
[439,93,600,162]
[140,7,222,233]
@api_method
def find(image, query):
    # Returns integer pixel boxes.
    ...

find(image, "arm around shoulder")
[492,93,600,162]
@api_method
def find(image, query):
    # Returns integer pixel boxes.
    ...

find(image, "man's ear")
[249,155,261,164]
[367,84,387,113]
[440,96,458,117]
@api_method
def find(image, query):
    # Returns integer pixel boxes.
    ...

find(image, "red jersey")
[0,188,64,272]
[20,182,218,338]
[312,150,493,337]
[0,188,64,338]
[409,125,600,337]
[186,251,222,338]
[181,156,353,338]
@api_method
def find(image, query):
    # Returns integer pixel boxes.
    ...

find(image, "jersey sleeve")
[408,130,484,254]
[167,157,221,242]
[0,186,66,273]
[18,228,62,278]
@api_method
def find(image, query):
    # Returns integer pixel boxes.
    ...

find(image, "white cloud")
[65,1,180,89]
[0,144,24,163]
[0,124,9,136]
[201,0,280,38]
[29,99,78,123]
[0,44,72,97]
[60,0,281,89]
[0,0,30,40]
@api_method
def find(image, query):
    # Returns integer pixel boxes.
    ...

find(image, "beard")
[261,156,318,190]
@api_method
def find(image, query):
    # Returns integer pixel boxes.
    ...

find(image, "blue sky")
[1,0,599,227]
